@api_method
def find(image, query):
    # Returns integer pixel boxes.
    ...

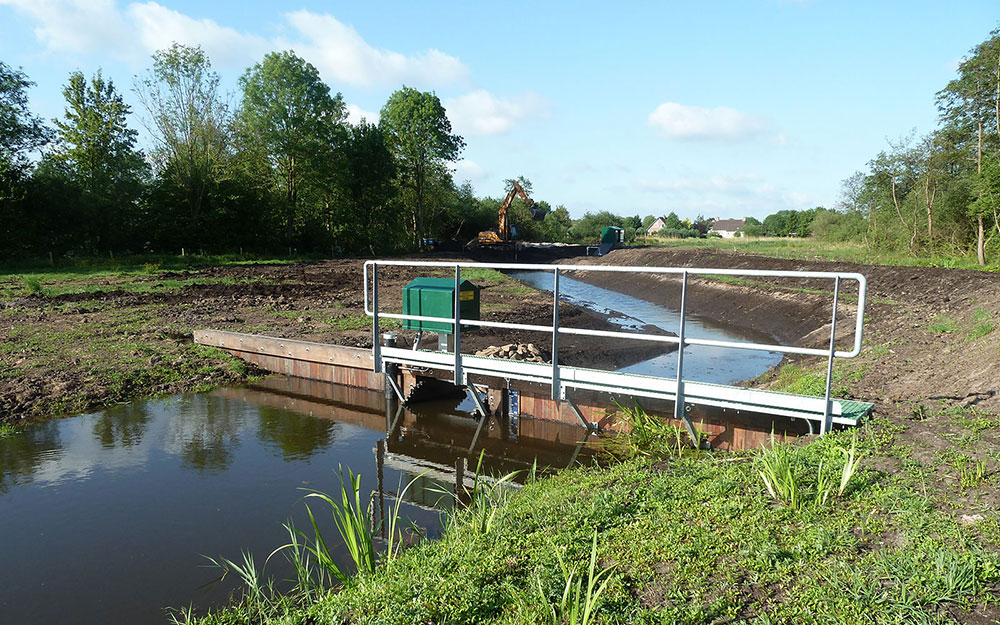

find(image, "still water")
[507,270,783,384]
[0,378,593,624]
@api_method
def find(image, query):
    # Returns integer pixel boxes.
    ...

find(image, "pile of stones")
[475,343,548,363]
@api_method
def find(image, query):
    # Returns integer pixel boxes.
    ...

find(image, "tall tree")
[937,30,1000,264]
[134,44,230,223]
[51,70,146,250]
[340,121,400,254]
[238,51,346,244]
[0,62,49,196]
[0,62,49,255]
[380,87,464,247]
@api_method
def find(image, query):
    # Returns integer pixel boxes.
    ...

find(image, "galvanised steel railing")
[364,260,867,435]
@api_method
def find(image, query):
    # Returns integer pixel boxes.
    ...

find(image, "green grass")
[966,308,996,342]
[186,427,1000,625]
[929,316,960,334]
[767,362,863,398]
[326,315,401,331]
[642,237,1000,271]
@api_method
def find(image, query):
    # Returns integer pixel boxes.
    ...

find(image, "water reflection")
[91,402,150,449]
[0,421,61,494]
[0,378,595,625]
[257,405,337,461]
[508,270,783,384]
[170,398,247,472]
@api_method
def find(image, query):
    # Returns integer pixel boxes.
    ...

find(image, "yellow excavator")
[476,181,546,245]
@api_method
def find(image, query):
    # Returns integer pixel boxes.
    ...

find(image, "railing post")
[372,263,381,373]
[551,268,560,400]
[821,276,841,435]
[675,270,698,445]
[453,264,462,385]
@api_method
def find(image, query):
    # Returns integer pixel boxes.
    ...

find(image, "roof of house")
[712,218,746,232]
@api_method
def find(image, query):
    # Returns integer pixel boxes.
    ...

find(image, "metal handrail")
[364,260,867,435]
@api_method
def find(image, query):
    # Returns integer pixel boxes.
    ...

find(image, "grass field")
[640,237,1000,272]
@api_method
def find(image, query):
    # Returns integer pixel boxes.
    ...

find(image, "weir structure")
[194,260,874,452]
[366,260,872,445]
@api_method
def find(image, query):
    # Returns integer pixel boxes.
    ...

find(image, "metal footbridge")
[364,260,872,441]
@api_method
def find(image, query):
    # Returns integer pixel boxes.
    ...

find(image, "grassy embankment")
[186,410,1000,625]
[641,237,1000,271]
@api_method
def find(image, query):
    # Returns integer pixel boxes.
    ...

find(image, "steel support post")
[467,384,491,419]
[372,263,381,372]
[453,265,462,385]
[468,409,490,453]
[821,276,841,435]
[551,268,560,400]
[565,395,597,432]
[674,271,698,445]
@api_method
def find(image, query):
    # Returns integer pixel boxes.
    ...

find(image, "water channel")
[0,271,782,623]
[507,270,782,384]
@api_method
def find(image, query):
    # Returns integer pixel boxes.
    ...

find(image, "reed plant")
[600,403,702,459]
[758,431,863,510]
[433,451,521,536]
[535,532,615,625]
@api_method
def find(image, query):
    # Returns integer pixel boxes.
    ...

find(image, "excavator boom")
[477,181,545,245]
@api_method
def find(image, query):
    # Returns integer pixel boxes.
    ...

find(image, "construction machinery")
[476,181,546,245]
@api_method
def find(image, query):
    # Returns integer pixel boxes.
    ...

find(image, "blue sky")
[1,0,996,219]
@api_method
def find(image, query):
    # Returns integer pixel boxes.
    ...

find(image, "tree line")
[0,45,588,260]
[806,27,1000,264]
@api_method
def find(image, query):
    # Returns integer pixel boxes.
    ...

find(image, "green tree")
[0,62,49,254]
[238,51,346,244]
[380,87,465,247]
[340,121,401,253]
[936,29,1000,263]
[0,62,49,178]
[134,44,231,224]
[51,70,146,251]
[663,212,684,229]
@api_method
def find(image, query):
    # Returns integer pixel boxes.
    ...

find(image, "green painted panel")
[402,277,480,333]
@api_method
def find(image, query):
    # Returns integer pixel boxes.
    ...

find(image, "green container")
[601,226,624,245]
[402,277,480,333]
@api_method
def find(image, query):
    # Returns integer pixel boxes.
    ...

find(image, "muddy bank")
[560,247,1000,413]
[0,256,665,423]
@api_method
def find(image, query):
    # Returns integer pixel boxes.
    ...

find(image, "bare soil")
[0,255,665,423]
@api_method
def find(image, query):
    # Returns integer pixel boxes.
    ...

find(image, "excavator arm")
[480,181,545,245]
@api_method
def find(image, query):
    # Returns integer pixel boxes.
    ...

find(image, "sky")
[0,0,997,220]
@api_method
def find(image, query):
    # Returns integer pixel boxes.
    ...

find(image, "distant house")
[646,216,667,235]
[710,217,746,238]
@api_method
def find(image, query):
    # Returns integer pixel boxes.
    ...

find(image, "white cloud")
[647,102,765,141]
[444,90,548,136]
[0,0,131,57]
[127,2,270,67]
[1,1,469,88]
[345,104,379,125]
[283,10,468,88]
[451,159,487,181]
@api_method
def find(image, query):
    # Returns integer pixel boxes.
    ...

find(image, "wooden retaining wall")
[194,329,801,450]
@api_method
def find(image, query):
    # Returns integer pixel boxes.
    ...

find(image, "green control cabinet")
[402,277,480,333]
[601,226,625,245]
